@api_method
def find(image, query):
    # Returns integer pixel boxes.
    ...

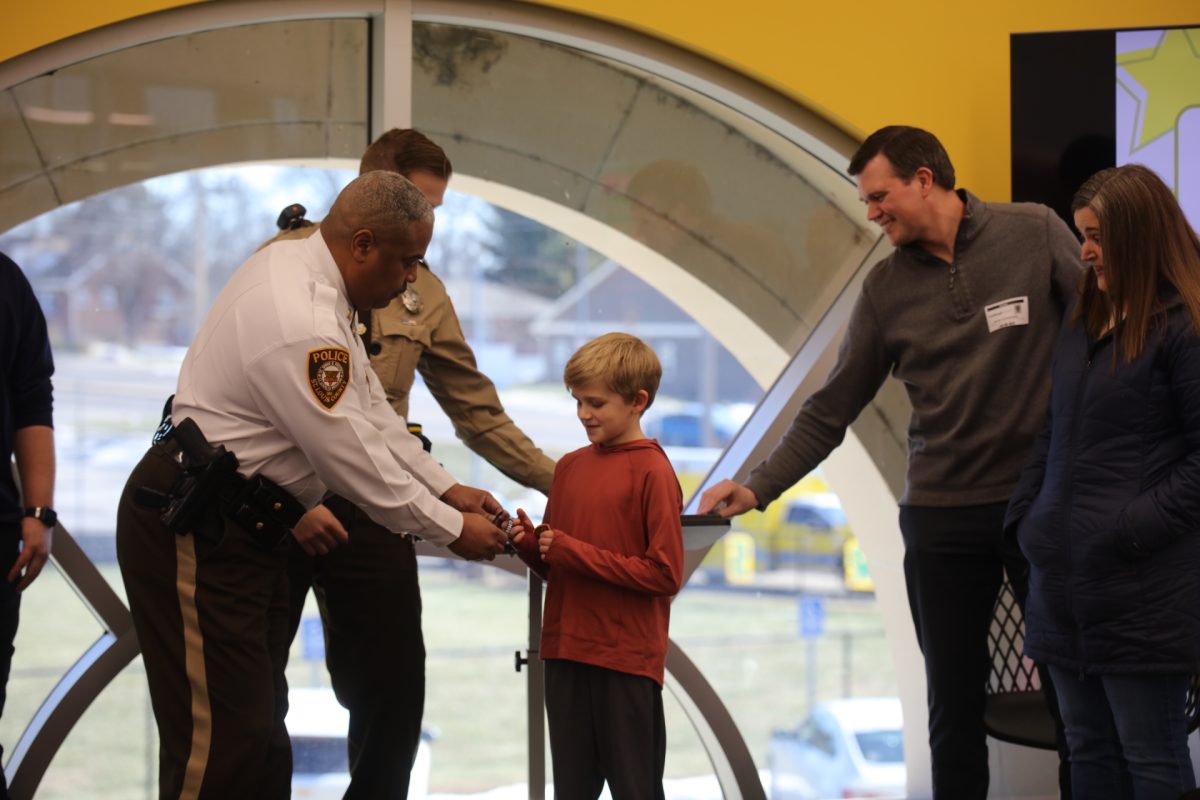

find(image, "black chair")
[985,580,1056,748]
[985,581,1200,749]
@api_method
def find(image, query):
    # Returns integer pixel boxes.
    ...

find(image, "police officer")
[266,130,555,797]
[117,171,510,799]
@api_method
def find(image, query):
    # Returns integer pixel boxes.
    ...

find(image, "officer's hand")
[447,513,507,561]
[9,516,53,591]
[292,504,350,556]
[441,483,505,521]
[697,479,760,518]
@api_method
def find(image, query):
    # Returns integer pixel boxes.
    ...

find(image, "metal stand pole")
[516,573,545,800]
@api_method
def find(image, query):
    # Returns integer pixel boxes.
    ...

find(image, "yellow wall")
[2,0,1198,200]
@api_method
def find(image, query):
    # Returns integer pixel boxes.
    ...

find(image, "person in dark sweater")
[512,332,684,799]
[0,251,56,800]
[699,126,1082,799]
[1006,164,1200,800]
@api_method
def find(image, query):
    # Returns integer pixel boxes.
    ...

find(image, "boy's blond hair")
[564,332,661,411]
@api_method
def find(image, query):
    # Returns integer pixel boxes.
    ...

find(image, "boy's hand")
[510,509,544,559]
[537,524,556,557]
[511,508,536,545]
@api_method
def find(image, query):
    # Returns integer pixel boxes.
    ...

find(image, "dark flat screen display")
[1010,30,1116,226]
[1011,26,1199,229]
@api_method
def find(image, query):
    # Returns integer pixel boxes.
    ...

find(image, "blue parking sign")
[301,616,325,661]
[799,596,825,639]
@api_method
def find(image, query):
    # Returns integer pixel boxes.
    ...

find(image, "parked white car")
[288,687,432,799]
[768,697,905,800]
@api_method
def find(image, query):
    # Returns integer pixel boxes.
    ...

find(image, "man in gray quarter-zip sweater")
[700,126,1082,800]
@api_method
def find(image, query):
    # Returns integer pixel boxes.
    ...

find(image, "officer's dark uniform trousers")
[117,440,292,799]
[285,494,424,799]
[284,304,426,799]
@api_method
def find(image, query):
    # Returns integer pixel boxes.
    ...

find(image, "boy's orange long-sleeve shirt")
[517,438,684,684]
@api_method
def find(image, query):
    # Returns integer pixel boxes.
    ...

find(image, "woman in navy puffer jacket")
[1006,164,1200,800]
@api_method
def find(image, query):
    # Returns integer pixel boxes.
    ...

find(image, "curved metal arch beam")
[453,174,790,389]
[665,640,765,800]
[412,0,857,181]
[5,525,138,799]
[0,0,863,249]
[1,0,857,176]
[0,1,382,91]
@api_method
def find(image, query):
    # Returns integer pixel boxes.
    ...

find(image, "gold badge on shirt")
[308,347,351,410]
[402,287,422,314]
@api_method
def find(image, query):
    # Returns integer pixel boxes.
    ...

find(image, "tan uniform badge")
[308,347,351,410]
[401,286,423,314]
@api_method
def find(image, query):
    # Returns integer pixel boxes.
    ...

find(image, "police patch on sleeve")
[308,348,351,410]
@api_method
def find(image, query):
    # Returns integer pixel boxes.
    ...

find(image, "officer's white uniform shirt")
[173,231,462,545]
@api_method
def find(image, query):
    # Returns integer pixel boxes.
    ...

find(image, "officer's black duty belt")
[136,416,305,550]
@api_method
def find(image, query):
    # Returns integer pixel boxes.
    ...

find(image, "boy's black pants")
[544,659,666,800]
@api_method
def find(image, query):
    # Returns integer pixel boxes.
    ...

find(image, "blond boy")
[514,332,684,799]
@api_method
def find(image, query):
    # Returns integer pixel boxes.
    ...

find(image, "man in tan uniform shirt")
[267,130,554,798]
[368,262,555,491]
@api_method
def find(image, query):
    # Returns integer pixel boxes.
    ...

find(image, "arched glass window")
[0,7,905,798]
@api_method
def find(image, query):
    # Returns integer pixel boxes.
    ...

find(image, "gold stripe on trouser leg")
[176,534,212,800]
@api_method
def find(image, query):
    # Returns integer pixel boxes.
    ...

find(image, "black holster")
[142,417,305,549]
[407,421,433,453]
[222,472,306,549]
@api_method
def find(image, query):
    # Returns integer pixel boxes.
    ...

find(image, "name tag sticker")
[984,296,1029,332]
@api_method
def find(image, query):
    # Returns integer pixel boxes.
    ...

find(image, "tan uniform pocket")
[370,316,431,417]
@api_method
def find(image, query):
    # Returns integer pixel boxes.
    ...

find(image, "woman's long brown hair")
[1072,164,1200,361]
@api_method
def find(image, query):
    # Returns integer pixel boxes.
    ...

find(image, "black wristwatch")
[23,506,57,528]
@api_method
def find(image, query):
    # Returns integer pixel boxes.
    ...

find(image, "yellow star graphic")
[1119,28,1200,149]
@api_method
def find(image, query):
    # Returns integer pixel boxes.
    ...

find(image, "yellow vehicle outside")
[723,531,756,586]
[684,472,875,592]
[765,490,849,570]
[842,536,875,593]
